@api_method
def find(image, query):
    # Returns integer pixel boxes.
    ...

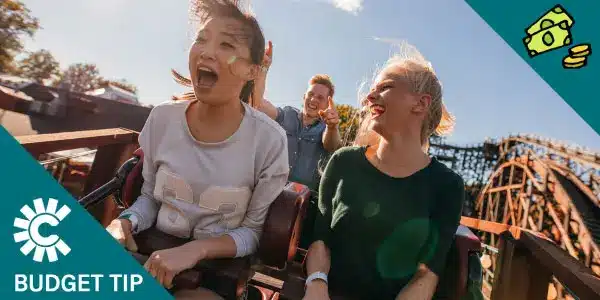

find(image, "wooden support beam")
[461,217,551,242]
[491,232,552,300]
[493,191,501,222]
[16,128,138,158]
[506,191,517,225]
[546,202,578,258]
[487,184,523,193]
[519,232,600,300]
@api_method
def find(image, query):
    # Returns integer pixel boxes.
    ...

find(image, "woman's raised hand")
[261,40,273,71]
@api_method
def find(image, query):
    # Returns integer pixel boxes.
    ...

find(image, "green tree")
[54,63,103,92]
[0,0,39,73]
[335,104,360,146]
[15,49,60,84]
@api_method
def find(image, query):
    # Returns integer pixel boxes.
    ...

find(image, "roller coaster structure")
[429,134,600,299]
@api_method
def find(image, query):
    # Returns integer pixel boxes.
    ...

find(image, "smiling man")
[252,42,342,192]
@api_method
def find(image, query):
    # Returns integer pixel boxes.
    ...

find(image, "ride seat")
[107,148,311,298]
[434,225,483,300]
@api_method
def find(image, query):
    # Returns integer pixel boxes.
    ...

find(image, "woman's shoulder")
[329,145,367,163]
[334,145,366,156]
[429,158,465,189]
[148,100,189,118]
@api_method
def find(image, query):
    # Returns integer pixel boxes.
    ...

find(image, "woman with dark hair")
[105,1,289,299]
[303,45,464,300]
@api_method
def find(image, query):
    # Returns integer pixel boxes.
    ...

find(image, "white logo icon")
[13,198,71,263]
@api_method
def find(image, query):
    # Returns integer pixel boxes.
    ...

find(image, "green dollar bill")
[523,21,572,57]
[525,4,574,36]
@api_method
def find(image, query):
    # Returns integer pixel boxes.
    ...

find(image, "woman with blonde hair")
[303,44,464,300]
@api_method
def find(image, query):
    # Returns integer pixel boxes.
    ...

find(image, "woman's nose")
[197,43,217,61]
[366,90,378,103]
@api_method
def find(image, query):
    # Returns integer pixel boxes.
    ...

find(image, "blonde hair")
[354,41,455,151]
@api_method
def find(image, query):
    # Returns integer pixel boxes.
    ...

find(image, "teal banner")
[0,127,171,299]
[465,1,600,134]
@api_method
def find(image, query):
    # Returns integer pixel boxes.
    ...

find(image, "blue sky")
[20,0,600,151]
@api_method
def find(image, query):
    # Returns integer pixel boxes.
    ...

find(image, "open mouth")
[369,104,385,117]
[307,102,318,110]
[196,66,219,88]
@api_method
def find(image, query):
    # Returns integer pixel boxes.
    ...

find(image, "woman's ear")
[243,64,259,81]
[412,94,432,114]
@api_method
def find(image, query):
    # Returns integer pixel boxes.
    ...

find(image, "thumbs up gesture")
[318,96,339,129]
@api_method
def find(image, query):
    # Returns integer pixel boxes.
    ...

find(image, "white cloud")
[330,0,364,15]
[372,36,404,45]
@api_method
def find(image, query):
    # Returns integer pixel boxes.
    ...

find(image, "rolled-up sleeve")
[227,135,289,257]
[274,106,285,125]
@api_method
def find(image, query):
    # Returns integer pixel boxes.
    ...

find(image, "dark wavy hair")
[171,0,265,104]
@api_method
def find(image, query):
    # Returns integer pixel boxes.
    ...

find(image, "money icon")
[523,21,572,58]
[569,43,592,58]
[525,4,574,36]
[562,56,586,69]
[523,5,591,68]
[563,44,592,69]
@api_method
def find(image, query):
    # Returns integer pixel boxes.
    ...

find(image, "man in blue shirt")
[251,43,343,248]
[251,42,343,192]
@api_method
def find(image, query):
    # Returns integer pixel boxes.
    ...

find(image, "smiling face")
[303,83,331,118]
[365,63,432,138]
[188,16,259,106]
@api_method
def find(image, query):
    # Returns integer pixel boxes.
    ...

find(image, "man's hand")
[106,218,138,252]
[318,97,339,129]
[144,243,204,289]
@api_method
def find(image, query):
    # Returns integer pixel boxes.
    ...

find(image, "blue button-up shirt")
[275,106,329,191]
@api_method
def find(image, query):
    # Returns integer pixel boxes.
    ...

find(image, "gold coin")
[563,61,586,69]
[569,43,592,56]
[563,55,586,64]
[571,50,591,57]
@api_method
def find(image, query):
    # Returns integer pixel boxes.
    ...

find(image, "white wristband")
[305,271,328,287]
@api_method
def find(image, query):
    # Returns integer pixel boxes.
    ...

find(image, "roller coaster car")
[80,148,311,299]
[80,148,484,300]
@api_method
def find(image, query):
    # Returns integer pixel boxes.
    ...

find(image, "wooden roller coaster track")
[431,134,600,299]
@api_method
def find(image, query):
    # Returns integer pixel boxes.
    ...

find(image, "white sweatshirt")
[119,100,289,257]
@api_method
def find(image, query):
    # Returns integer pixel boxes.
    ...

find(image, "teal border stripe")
[465,0,600,134]
[0,125,171,299]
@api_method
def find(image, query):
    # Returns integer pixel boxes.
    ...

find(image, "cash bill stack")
[522,5,592,68]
